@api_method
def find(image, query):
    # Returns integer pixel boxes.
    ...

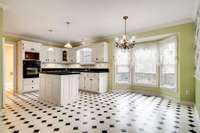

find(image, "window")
[159,37,177,90]
[133,44,158,86]
[79,48,93,64]
[115,49,130,84]
[115,36,177,91]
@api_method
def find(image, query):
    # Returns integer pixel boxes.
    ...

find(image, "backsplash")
[41,63,108,69]
[41,63,67,68]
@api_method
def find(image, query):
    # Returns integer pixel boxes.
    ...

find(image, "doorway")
[3,43,15,95]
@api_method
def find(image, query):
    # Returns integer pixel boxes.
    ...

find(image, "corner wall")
[0,7,4,109]
[108,23,195,102]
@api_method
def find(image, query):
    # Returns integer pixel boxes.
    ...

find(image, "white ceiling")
[0,0,197,45]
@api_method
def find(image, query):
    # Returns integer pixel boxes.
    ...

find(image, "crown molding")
[4,32,64,47]
[88,18,194,43]
[4,19,194,46]
[0,2,7,10]
[193,0,200,21]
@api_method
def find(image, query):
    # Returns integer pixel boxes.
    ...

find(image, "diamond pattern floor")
[0,91,200,133]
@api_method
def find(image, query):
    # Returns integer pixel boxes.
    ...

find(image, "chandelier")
[115,16,136,49]
[64,21,72,48]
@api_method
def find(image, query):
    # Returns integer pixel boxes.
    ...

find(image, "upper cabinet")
[21,40,42,53]
[40,46,62,63]
[79,48,94,65]
[75,42,108,65]
[93,42,108,63]
[39,42,108,64]
[68,48,76,63]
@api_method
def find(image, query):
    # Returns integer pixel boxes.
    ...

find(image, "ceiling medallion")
[64,21,72,48]
[115,16,136,49]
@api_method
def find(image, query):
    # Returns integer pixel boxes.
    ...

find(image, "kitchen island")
[39,71,80,106]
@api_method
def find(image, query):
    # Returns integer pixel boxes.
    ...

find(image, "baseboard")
[110,88,196,106]
[194,105,200,118]
[179,100,194,106]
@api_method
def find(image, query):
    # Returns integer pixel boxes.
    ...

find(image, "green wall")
[108,23,195,102]
[0,7,4,109]
[195,79,200,115]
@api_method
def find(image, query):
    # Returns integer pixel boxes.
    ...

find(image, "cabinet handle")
[32,80,34,83]
[90,79,93,80]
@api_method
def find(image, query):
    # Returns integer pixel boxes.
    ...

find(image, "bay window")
[159,37,177,90]
[133,44,158,86]
[115,36,177,91]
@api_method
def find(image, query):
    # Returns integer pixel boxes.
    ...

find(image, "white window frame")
[158,36,178,91]
[114,36,178,91]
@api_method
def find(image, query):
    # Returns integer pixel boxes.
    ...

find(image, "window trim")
[114,35,178,92]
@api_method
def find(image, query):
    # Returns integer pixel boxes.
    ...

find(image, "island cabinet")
[79,72,108,93]
[39,73,79,106]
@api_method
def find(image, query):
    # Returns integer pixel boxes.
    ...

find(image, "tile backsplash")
[41,63,108,69]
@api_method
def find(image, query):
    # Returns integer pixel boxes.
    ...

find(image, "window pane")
[160,40,176,90]
[116,66,129,84]
[115,49,130,83]
[116,49,130,65]
[133,44,157,85]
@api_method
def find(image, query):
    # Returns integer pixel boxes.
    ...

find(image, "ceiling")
[0,0,197,45]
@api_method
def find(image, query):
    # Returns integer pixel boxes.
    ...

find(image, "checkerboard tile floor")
[0,91,200,133]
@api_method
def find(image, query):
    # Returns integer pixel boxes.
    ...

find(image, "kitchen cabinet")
[40,46,62,63]
[39,73,79,106]
[93,42,108,63]
[68,49,76,63]
[53,48,62,63]
[23,78,40,92]
[20,40,41,53]
[79,72,108,93]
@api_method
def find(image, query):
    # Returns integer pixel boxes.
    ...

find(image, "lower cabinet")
[39,74,79,106]
[79,72,108,93]
[23,78,40,93]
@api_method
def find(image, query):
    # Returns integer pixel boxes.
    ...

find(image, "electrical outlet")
[185,89,190,96]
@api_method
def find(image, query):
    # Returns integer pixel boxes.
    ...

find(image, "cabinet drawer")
[23,84,39,92]
[24,78,39,85]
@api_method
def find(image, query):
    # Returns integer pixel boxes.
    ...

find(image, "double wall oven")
[23,52,41,78]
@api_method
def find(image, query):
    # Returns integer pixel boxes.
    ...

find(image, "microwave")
[25,52,40,60]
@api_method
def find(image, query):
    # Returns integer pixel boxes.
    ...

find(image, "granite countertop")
[41,68,109,74]
[40,71,80,75]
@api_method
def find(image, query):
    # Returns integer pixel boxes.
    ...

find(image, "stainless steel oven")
[23,60,41,78]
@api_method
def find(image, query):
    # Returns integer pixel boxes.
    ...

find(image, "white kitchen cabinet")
[23,78,40,93]
[40,46,62,63]
[68,49,76,63]
[79,72,108,93]
[39,74,79,106]
[93,42,108,63]
[20,40,42,53]
[53,48,62,63]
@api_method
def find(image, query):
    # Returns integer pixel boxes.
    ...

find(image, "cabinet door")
[23,41,41,53]
[40,46,49,62]
[79,73,85,90]
[91,73,99,92]
[53,48,62,63]
[68,49,76,63]
[47,49,54,62]
[94,43,108,62]
[84,73,90,91]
